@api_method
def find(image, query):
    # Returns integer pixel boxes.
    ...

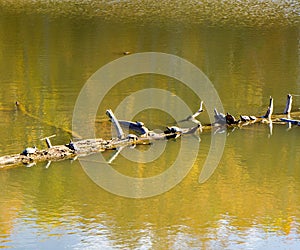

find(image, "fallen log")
[0,109,200,169]
[0,94,299,169]
[0,146,77,168]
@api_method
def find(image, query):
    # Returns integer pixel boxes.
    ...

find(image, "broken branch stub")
[106,109,125,139]
[283,94,293,117]
[262,96,273,120]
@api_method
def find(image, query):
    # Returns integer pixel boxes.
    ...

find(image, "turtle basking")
[21,146,37,156]
[164,126,182,139]
[65,140,77,151]
[165,126,182,133]
[135,121,150,136]
[226,113,240,125]
[127,134,138,142]
[240,115,251,122]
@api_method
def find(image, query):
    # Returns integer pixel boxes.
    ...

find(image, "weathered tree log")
[0,109,200,169]
[0,95,299,169]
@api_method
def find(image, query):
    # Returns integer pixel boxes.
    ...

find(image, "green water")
[1,1,300,249]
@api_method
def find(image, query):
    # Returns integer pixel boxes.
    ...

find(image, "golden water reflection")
[0,4,300,249]
[1,125,300,248]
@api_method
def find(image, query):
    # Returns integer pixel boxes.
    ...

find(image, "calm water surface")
[1,2,300,249]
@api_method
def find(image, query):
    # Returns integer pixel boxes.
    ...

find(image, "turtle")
[135,121,150,136]
[135,121,145,127]
[65,140,77,151]
[164,126,182,139]
[127,134,138,142]
[226,113,240,125]
[165,126,182,133]
[240,115,251,122]
[21,146,37,156]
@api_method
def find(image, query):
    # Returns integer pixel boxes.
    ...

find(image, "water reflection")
[0,3,300,249]
[1,122,300,248]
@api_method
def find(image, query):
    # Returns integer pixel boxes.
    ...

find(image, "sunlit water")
[1,1,300,249]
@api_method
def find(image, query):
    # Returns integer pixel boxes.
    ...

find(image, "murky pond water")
[1,1,300,249]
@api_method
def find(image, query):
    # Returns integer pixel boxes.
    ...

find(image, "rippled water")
[0,0,299,28]
[1,1,300,249]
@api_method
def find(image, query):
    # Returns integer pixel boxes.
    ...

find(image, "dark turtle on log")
[127,134,138,142]
[65,140,77,151]
[21,146,37,156]
[117,120,150,136]
[166,126,181,133]
[240,115,251,122]
[164,126,182,139]
[136,122,150,136]
[135,121,144,127]
[226,113,240,125]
